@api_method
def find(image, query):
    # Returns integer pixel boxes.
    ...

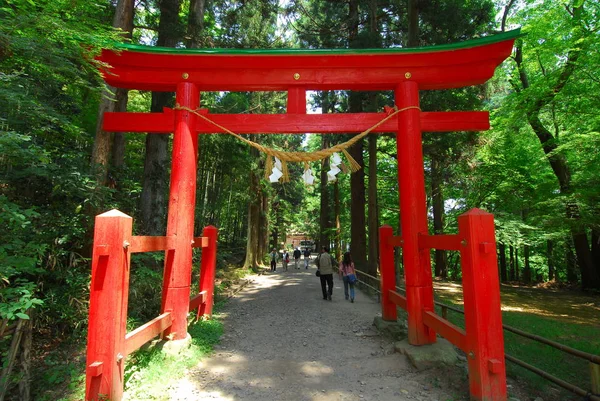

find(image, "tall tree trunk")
[547,240,555,281]
[365,0,380,276]
[407,0,420,47]
[367,133,379,277]
[258,188,269,262]
[140,0,182,236]
[515,247,520,281]
[523,244,531,283]
[431,155,447,278]
[91,0,134,185]
[334,180,342,262]
[509,245,515,281]
[319,135,330,251]
[347,1,366,269]
[243,148,261,269]
[187,0,206,48]
[566,243,578,283]
[499,243,508,282]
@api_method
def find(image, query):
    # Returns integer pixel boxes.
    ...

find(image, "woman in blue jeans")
[339,252,357,302]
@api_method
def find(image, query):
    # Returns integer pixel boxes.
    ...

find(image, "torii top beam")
[98,29,520,93]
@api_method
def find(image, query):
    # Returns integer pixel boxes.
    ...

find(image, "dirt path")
[166,265,469,401]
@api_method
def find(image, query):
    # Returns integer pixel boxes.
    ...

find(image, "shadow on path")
[167,265,466,401]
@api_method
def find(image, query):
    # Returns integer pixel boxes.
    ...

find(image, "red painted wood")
[287,87,306,114]
[396,82,436,346]
[191,236,209,248]
[422,311,467,352]
[387,235,404,247]
[124,312,172,355]
[198,226,218,318]
[161,83,200,340]
[130,236,175,253]
[379,225,397,321]
[85,210,132,401]
[103,111,489,134]
[418,233,463,251]
[388,290,407,311]
[458,209,507,401]
[189,290,207,311]
[98,40,514,91]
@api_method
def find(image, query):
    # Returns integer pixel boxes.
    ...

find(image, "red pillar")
[379,225,397,321]
[395,81,436,345]
[161,82,199,340]
[458,209,507,401]
[85,210,132,401]
[198,225,218,318]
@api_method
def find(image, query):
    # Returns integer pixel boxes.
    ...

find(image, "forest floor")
[155,262,546,401]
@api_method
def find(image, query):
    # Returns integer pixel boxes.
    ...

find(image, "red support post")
[161,82,200,340]
[395,81,436,345]
[379,225,397,321]
[85,210,132,401]
[287,87,306,114]
[458,209,507,401]
[198,225,218,318]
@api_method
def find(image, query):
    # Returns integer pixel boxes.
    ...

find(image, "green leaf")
[16,313,30,320]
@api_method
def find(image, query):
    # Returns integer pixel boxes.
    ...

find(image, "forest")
[0,0,599,398]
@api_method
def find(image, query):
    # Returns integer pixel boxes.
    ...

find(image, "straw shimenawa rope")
[174,105,420,182]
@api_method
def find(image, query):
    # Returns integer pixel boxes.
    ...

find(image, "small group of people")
[269,247,312,272]
[315,247,357,303]
[269,245,358,303]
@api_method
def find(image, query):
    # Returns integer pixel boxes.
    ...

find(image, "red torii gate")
[87,29,520,401]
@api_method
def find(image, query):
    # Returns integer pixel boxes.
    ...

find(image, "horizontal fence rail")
[85,210,218,401]
[360,262,600,400]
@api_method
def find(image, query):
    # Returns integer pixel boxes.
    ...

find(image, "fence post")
[379,225,397,321]
[458,208,507,401]
[591,362,600,396]
[198,226,218,319]
[85,210,132,401]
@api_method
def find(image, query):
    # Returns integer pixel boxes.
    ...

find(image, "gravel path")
[168,264,467,401]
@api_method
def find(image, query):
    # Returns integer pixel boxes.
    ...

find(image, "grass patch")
[433,297,600,400]
[123,317,223,400]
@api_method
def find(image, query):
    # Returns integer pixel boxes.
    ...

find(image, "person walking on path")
[339,251,357,302]
[269,249,278,272]
[303,248,311,269]
[282,249,290,271]
[293,248,301,269]
[317,246,335,300]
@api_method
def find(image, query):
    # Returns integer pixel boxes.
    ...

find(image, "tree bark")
[243,148,261,269]
[140,0,182,236]
[431,155,446,278]
[523,244,531,283]
[91,0,134,184]
[319,135,331,251]
[334,180,342,262]
[509,245,515,281]
[367,133,379,277]
[187,0,206,48]
[547,240,555,281]
[499,243,508,282]
[407,0,420,47]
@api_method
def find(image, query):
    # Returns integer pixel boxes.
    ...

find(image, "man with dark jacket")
[293,248,302,269]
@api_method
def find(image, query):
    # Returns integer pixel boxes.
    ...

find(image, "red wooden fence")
[84,210,218,401]
[379,208,507,401]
